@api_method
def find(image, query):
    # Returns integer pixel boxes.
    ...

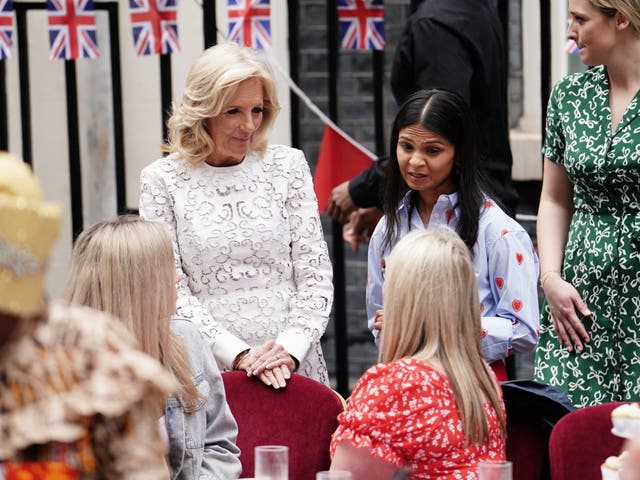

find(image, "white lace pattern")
[139,145,333,385]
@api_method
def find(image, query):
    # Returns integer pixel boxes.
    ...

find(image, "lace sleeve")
[275,148,333,363]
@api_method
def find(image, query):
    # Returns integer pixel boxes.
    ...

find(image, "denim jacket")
[166,319,242,480]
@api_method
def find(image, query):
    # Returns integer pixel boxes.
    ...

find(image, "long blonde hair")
[380,228,506,444]
[164,42,281,165]
[64,216,202,410]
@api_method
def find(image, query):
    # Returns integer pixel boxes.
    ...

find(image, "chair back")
[222,371,345,480]
[501,380,575,480]
[548,401,626,480]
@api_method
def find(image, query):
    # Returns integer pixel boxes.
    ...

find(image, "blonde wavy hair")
[164,42,281,165]
[64,216,202,410]
[590,0,640,32]
[380,228,506,444]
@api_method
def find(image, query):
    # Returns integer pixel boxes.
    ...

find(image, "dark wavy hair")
[382,88,490,252]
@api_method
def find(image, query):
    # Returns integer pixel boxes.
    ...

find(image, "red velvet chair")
[222,371,345,480]
[549,402,626,480]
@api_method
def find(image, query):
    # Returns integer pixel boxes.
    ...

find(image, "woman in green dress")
[534,0,640,407]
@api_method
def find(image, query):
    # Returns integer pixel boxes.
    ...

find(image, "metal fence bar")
[326,0,350,397]
[203,0,216,48]
[0,61,7,151]
[287,0,300,147]
[540,0,552,137]
[372,50,385,156]
[99,2,128,214]
[14,3,36,166]
[160,54,172,144]
[63,60,84,239]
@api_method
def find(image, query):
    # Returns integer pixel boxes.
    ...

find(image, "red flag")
[313,124,374,212]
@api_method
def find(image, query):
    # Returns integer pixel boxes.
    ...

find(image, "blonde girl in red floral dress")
[330,229,506,479]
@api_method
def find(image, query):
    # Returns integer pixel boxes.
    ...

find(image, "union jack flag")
[337,0,385,50]
[565,39,579,54]
[129,0,180,56]
[565,15,579,54]
[228,0,271,50]
[0,0,13,60]
[47,0,99,60]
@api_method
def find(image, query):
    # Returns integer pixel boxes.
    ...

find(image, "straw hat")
[0,152,62,317]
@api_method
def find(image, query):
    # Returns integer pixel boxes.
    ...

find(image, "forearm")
[537,200,572,273]
[536,161,574,276]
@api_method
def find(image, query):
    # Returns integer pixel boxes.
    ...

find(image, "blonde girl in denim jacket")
[64,216,241,480]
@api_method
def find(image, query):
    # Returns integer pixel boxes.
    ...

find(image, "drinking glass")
[255,445,289,480]
[316,471,353,480]
[477,460,512,480]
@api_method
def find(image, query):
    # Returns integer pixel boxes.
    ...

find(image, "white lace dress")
[139,145,333,384]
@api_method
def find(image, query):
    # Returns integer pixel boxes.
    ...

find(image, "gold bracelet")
[540,270,561,289]
[232,349,250,370]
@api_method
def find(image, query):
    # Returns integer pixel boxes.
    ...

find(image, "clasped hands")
[233,340,297,389]
[542,273,592,353]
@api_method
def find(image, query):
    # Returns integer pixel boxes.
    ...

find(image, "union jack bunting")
[227,0,271,49]
[565,16,579,54]
[47,0,99,60]
[0,0,13,60]
[565,39,579,54]
[129,0,180,56]
[337,0,385,50]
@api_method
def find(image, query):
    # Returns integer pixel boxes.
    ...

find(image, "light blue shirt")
[367,192,540,363]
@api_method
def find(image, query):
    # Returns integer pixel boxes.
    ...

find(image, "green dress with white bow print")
[534,65,640,408]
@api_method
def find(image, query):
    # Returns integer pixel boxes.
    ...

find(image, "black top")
[349,0,517,213]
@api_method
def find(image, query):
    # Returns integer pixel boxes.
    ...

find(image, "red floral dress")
[330,358,506,479]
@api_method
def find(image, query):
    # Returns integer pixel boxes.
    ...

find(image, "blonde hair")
[64,216,202,410]
[379,228,506,444]
[590,0,640,32]
[164,42,281,165]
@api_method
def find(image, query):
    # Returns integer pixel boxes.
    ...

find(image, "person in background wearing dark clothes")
[329,0,518,250]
